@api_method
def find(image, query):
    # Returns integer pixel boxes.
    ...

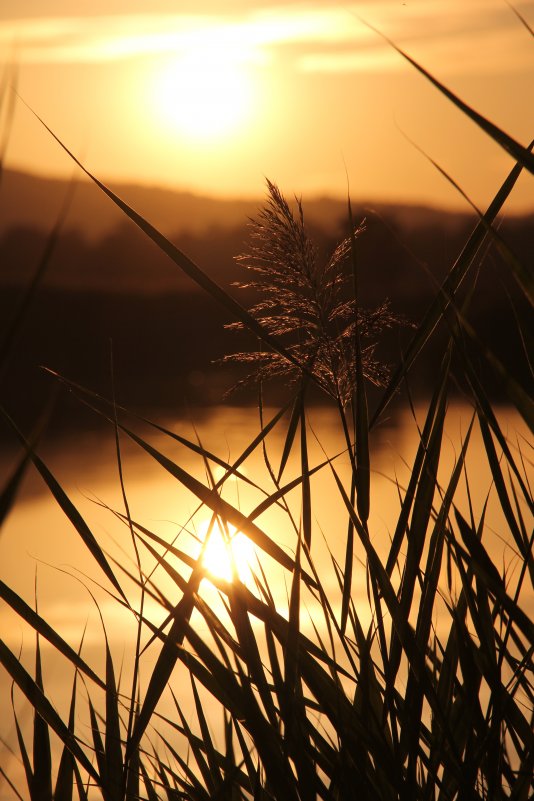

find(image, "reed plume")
[222,179,403,405]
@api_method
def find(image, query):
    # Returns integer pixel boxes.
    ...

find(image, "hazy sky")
[1,1,533,210]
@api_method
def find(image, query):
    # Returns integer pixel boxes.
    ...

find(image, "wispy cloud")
[0,2,532,75]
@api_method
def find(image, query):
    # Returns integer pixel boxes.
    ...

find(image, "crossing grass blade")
[32,633,53,801]
[355,16,534,174]
[276,390,304,484]
[0,397,56,532]
[0,581,105,689]
[348,194,370,526]
[116,419,314,583]
[3,30,533,798]
[0,176,77,377]
[0,62,17,184]
[54,668,79,801]
[128,558,205,757]
[477,413,533,570]
[0,406,127,604]
[456,312,534,432]
[0,641,99,784]
[12,688,34,798]
[400,129,534,305]
[370,150,530,427]
[21,99,313,382]
[0,451,33,530]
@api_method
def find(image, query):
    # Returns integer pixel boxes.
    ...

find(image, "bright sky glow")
[198,517,256,583]
[2,4,532,74]
[150,50,254,142]
[1,1,532,209]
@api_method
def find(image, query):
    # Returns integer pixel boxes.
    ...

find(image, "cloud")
[0,1,531,76]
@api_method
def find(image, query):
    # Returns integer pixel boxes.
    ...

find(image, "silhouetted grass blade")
[103,642,123,801]
[348,194,370,526]
[32,634,53,801]
[371,152,530,427]
[23,102,310,379]
[0,580,105,689]
[357,17,534,174]
[54,668,78,801]
[118,420,309,581]
[0,641,99,783]
[0,407,127,605]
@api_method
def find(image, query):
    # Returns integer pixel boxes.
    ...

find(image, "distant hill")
[0,167,532,297]
[0,168,531,427]
[0,167,506,244]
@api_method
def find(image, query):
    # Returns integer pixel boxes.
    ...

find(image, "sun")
[198,518,256,582]
[151,49,253,143]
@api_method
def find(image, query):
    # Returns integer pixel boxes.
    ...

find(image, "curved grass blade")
[189,677,223,792]
[0,763,24,801]
[276,391,303,484]
[128,549,207,758]
[453,510,534,643]
[0,406,127,604]
[0,451,32,530]
[87,696,106,792]
[399,128,533,305]
[355,16,534,174]
[457,313,534,432]
[0,396,56,532]
[139,762,159,801]
[0,62,17,184]
[21,100,311,379]
[54,667,79,801]
[477,414,532,569]
[0,582,104,689]
[0,641,99,783]
[118,420,309,581]
[11,687,34,798]
[0,176,77,377]
[370,146,532,428]
[459,348,531,505]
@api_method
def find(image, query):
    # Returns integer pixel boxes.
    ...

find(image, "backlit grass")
[0,24,532,801]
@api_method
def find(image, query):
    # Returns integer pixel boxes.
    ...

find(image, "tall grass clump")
[1,22,533,801]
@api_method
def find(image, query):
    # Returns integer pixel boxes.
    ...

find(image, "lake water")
[0,401,531,796]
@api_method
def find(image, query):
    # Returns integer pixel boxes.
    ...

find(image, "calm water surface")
[0,402,531,795]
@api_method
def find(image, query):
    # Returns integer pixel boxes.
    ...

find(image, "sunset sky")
[1,0,533,210]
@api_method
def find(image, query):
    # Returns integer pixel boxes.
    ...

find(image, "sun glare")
[152,50,253,143]
[199,518,256,582]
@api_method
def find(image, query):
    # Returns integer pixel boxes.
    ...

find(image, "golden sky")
[1,1,533,210]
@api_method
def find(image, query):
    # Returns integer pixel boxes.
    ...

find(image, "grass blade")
[0,406,127,603]
[54,668,78,801]
[31,634,52,801]
[118,420,310,581]
[21,100,311,379]
[104,642,123,801]
[0,641,99,783]
[348,194,370,525]
[0,580,105,689]
[356,17,534,173]
[370,149,531,427]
